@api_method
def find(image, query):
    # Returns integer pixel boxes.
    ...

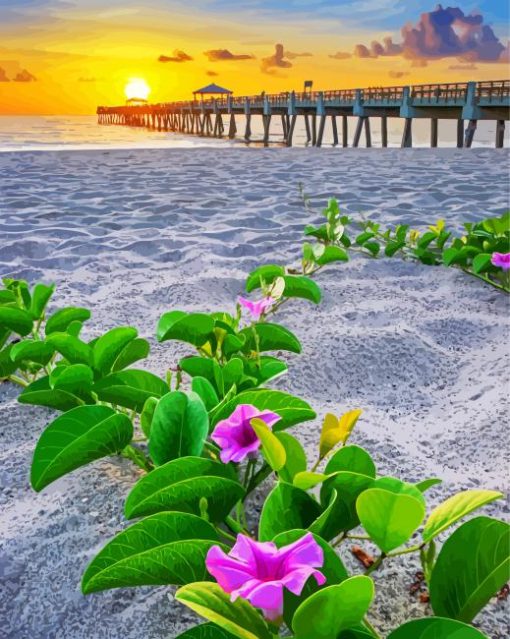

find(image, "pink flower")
[238,296,274,321]
[491,252,510,271]
[211,404,280,463]
[206,532,326,621]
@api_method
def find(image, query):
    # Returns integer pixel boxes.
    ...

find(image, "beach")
[0,146,509,638]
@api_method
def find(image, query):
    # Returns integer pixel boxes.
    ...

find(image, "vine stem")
[365,553,386,575]
[363,616,382,639]
[7,375,28,387]
[387,543,424,557]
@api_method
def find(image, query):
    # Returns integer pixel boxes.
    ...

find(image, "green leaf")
[325,445,376,478]
[93,327,137,376]
[50,364,94,397]
[316,246,349,266]
[181,357,222,392]
[0,307,33,336]
[112,337,150,371]
[46,332,92,365]
[157,311,214,346]
[273,529,348,627]
[245,264,285,293]
[355,232,375,245]
[471,253,493,274]
[0,290,17,305]
[241,356,287,387]
[93,369,169,412]
[319,472,374,539]
[82,512,220,593]
[275,432,307,483]
[387,618,488,639]
[293,471,328,491]
[415,478,442,493]
[422,489,503,543]
[363,241,380,257]
[429,517,510,623]
[372,476,425,506]
[356,488,425,553]
[0,345,17,377]
[18,376,84,411]
[31,405,133,491]
[45,307,91,335]
[280,275,322,304]
[192,376,220,411]
[30,283,55,320]
[174,624,238,639]
[176,582,272,639]
[10,340,54,366]
[250,418,286,472]
[308,489,339,537]
[149,391,209,465]
[210,389,316,431]
[385,241,405,257]
[442,247,460,266]
[222,357,244,389]
[140,396,158,438]
[240,323,301,354]
[292,576,375,639]
[124,456,243,521]
[259,482,321,541]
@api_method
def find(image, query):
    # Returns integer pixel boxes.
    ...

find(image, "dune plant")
[0,201,508,638]
[298,192,510,293]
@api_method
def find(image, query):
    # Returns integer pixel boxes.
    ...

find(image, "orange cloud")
[204,49,254,61]
[158,50,193,63]
[13,69,37,82]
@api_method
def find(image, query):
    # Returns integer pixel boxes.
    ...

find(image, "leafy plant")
[1,198,508,638]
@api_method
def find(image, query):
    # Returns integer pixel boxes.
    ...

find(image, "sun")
[124,78,151,101]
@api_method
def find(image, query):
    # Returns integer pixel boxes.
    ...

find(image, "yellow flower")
[428,219,445,235]
[409,229,420,242]
[319,409,363,459]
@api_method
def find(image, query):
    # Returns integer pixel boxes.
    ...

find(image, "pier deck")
[98,79,510,148]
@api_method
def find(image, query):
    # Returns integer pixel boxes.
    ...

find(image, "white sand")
[0,147,509,638]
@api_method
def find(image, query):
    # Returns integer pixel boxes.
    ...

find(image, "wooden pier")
[97,80,510,148]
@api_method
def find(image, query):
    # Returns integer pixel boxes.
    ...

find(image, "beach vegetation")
[0,203,508,638]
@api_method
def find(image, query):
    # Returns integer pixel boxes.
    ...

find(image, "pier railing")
[97,79,510,148]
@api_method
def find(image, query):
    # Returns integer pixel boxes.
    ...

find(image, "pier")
[97,80,510,148]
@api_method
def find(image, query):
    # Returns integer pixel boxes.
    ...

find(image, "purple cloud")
[329,51,352,60]
[0,67,9,82]
[351,5,505,63]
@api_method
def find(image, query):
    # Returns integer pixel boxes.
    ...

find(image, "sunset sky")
[0,1,508,114]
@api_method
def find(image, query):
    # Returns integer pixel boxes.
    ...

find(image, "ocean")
[0,114,507,151]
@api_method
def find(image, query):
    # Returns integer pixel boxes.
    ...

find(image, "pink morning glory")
[238,296,274,321]
[206,532,326,621]
[491,252,510,271]
[211,404,280,463]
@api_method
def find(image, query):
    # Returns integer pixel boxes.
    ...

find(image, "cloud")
[388,70,409,79]
[329,51,352,60]
[353,37,402,58]
[349,5,505,64]
[206,70,218,77]
[285,49,313,60]
[78,76,96,82]
[158,50,193,63]
[204,49,254,62]
[0,67,9,81]
[261,43,292,74]
[13,69,37,82]
[448,62,477,70]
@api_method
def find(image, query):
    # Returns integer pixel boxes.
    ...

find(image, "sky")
[0,0,508,114]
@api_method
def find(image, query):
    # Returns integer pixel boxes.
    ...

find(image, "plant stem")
[365,553,386,575]
[387,543,424,558]
[363,616,382,639]
[7,374,28,387]
[332,531,348,547]
[347,534,371,540]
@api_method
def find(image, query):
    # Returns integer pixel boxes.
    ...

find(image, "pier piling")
[97,79,509,149]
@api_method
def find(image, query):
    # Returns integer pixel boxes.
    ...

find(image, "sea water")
[0,114,507,151]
